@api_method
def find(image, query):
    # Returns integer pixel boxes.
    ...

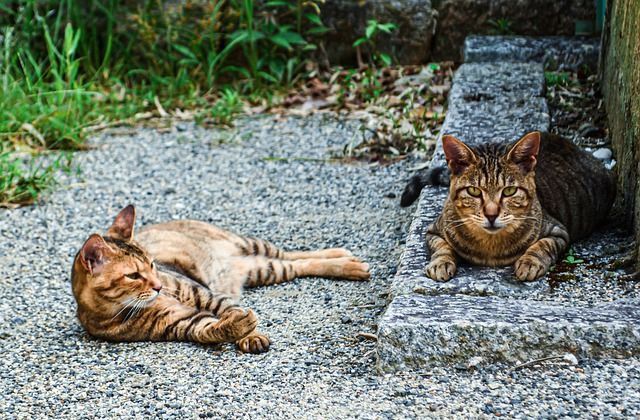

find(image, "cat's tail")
[400,165,449,207]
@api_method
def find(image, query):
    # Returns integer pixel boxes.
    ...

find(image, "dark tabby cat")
[424,131,615,281]
[71,205,370,353]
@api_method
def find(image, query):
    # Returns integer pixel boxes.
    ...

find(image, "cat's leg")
[234,236,354,260]
[198,256,368,353]
[238,256,370,288]
[204,256,369,297]
[160,271,241,313]
[514,221,569,281]
[143,282,270,353]
[158,272,269,353]
[144,302,258,346]
[425,222,458,282]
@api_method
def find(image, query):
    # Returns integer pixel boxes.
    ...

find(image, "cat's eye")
[502,186,518,197]
[467,187,482,197]
[127,272,142,280]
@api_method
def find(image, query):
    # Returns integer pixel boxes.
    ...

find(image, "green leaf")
[279,31,306,45]
[221,65,251,78]
[378,53,392,66]
[264,0,291,7]
[258,70,279,83]
[304,13,323,26]
[365,21,377,39]
[378,23,398,33]
[269,34,293,50]
[306,26,330,35]
[352,38,368,47]
[173,44,197,60]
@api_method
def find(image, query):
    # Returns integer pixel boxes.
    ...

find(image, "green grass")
[0,0,328,206]
[545,71,573,87]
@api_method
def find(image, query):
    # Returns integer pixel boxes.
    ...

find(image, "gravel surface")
[1,114,639,418]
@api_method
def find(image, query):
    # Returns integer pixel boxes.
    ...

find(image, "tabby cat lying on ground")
[71,205,370,353]
[422,131,615,282]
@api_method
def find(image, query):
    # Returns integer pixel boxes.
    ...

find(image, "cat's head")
[442,132,541,235]
[72,205,163,315]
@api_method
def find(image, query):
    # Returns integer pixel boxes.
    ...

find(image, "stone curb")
[464,35,601,71]
[378,295,640,371]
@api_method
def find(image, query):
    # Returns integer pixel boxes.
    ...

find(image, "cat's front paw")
[333,257,370,281]
[237,331,271,354]
[425,258,457,282]
[218,309,259,341]
[514,256,550,281]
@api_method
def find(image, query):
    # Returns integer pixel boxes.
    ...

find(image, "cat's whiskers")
[110,298,135,321]
[510,216,540,221]
[444,219,475,231]
[124,299,146,322]
[445,217,472,228]
[131,300,147,318]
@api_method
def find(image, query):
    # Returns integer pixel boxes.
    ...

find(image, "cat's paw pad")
[237,332,271,354]
[514,257,549,281]
[425,259,456,282]
[219,309,258,341]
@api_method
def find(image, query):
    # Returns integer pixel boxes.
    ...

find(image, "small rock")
[563,353,579,365]
[467,356,484,369]
[592,148,612,161]
[487,382,501,390]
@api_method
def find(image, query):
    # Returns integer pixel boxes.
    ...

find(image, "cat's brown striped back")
[71,205,370,353]
[425,132,615,282]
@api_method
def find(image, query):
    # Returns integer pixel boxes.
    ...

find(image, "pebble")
[592,147,613,161]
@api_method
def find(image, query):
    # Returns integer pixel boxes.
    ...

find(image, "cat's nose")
[152,285,163,292]
[485,214,498,225]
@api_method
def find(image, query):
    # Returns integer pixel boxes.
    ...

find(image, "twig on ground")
[360,349,376,362]
[21,123,46,147]
[351,303,382,309]
[154,96,169,118]
[356,332,378,341]
[82,112,158,135]
[510,353,578,371]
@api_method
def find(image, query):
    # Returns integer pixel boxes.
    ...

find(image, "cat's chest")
[442,227,536,266]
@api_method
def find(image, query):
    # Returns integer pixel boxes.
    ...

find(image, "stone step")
[378,294,640,371]
[464,35,601,71]
[429,62,550,170]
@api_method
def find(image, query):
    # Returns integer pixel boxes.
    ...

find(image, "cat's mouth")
[482,225,503,233]
[140,291,160,303]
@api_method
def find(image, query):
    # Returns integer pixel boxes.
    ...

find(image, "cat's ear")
[507,131,541,173]
[79,234,112,275]
[442,135,478,175]
[106,204,136,241]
